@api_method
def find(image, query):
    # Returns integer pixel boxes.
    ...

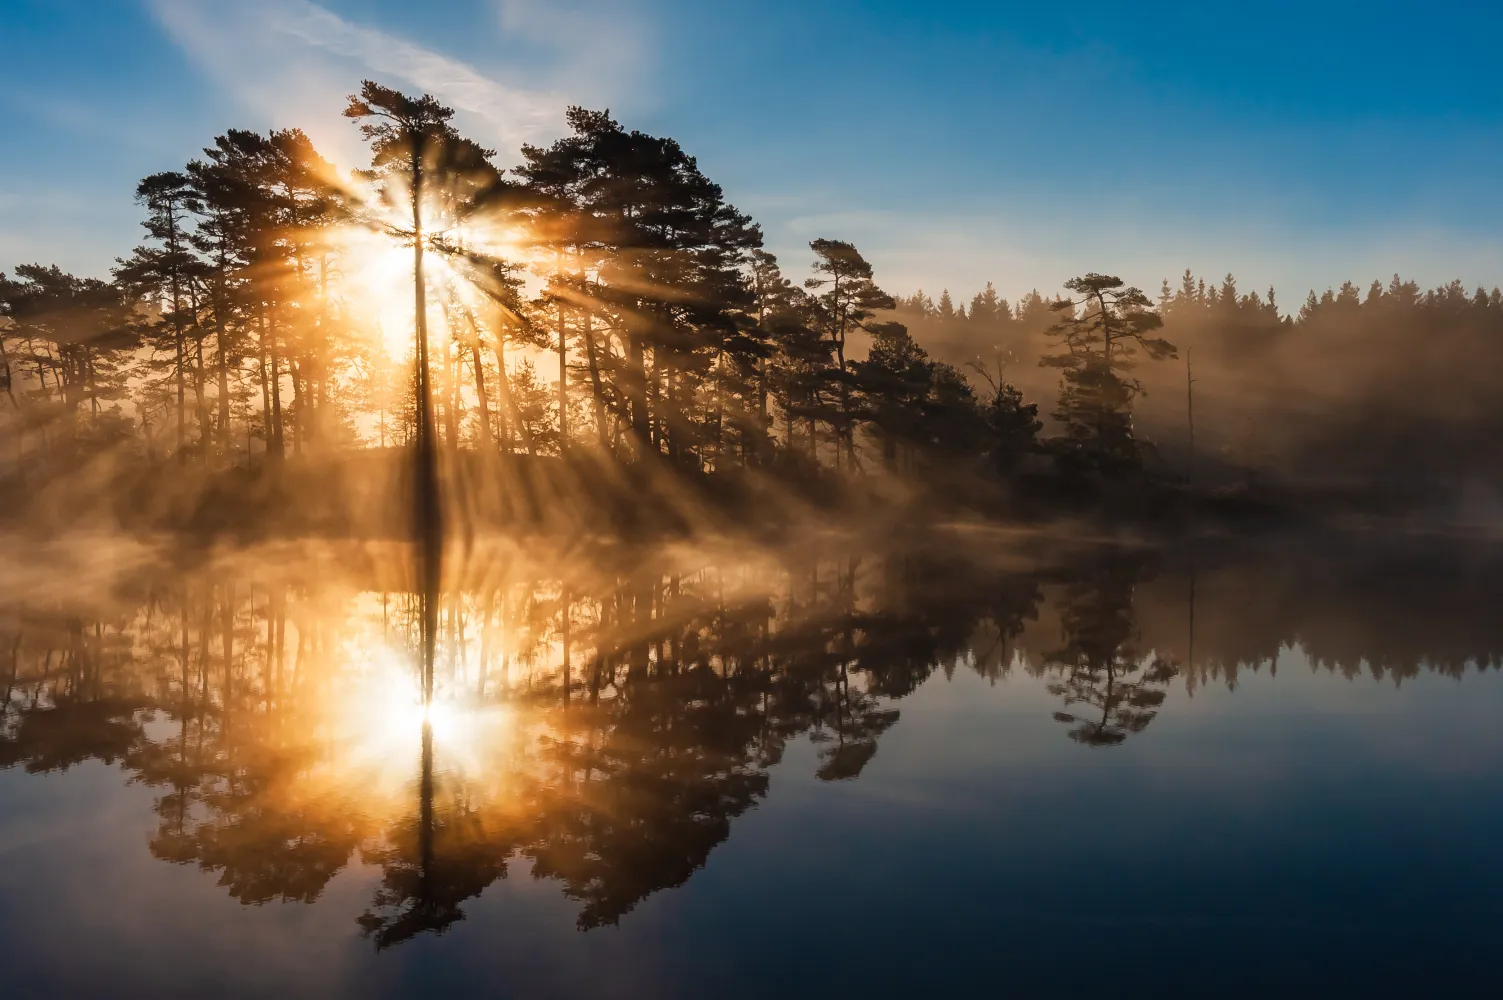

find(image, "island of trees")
[4,81,1502,538]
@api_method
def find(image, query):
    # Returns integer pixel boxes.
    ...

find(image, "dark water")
[2,529,1501,998]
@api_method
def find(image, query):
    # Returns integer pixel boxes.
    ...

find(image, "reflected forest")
[6,532,1502,944]
[4,81,1503,952]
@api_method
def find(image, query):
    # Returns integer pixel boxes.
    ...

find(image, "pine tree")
[116,172,200,461]
[1040,274,1175,475]
[345,80,482,683]
[517,108,761,468]
[969,281,1002,325]
[1218,273,1238,310]
[0,265,136,458]
[805,239,893,468]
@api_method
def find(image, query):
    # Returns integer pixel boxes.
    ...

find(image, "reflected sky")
[2,529,1501,998]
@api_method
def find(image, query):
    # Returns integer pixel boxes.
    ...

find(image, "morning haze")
[2,3,1501,998]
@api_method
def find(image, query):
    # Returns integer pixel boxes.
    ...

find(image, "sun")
[334,226,424,360]
[326,166,539,371]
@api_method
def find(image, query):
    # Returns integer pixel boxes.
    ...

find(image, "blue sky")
[3,0,1501,306]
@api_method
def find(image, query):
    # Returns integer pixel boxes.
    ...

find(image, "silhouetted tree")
[1041,274,1175,476]
[0,265,136,462]
[805,239,893,468]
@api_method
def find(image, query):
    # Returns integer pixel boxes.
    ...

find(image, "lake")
[2,528,1500,998]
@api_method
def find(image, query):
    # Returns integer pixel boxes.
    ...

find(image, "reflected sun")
[333,636,512,787]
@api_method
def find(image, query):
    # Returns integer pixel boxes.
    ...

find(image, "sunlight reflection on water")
[4,529,1503,997]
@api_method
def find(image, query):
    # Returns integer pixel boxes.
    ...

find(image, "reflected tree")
[8,534,1497,948]
[1044,554,1178,746]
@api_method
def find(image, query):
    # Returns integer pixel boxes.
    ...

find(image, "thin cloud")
[266,1,560,137]
[147,0,590,162]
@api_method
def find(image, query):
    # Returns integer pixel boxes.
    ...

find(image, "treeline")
[3,80,1501,531]
[901,269,1503,491]
[0,84,1048,517]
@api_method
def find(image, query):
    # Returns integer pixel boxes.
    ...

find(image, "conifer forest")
[7,83,1500,538]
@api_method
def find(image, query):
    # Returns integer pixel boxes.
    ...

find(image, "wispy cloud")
[147,0,644,164]
[268,1,561,136]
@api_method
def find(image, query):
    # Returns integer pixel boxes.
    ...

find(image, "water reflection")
[3,531,1501,946]
[1046,552,1178,746]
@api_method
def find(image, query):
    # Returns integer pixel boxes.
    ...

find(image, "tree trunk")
[470,344,493,450]
[410,129,441,712]
[88,349,101,416]
[493,342,531,455]
[169,203,187,464]
[556,253,569,451]
[627,332,650,457]
[490,343,512,453]
[257,312,272,460]
[711,352,725,471]
[194,333,209,463]
[290,358,303,457]
[175,329,186,462]
[269,332,284,461]
[213,293,232,464]
[833,275,849,470]
[757,356,769,466]
[262,303,284,461]
[579,276,608,450]
[0,334,18,410]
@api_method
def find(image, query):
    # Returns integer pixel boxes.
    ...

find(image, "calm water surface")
[2,530,1500,998]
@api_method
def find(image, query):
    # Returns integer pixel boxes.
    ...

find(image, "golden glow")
[330,626,515,791]
[0,538,939,934]
[332,227,421,360]
[327,165,540,366]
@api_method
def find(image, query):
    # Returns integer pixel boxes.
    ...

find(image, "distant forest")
[896,272,1503,494]
[2,81,1500,531]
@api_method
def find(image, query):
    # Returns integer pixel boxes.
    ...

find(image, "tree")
[516,108,762,468]
[763,292,831,466]
[854,322,935,470]
[186,141,252,462]
[183,129,288,461]
[511,120,594,453]
[1040,274,1175,476]
[853,322,988,474]
[969,358,1041,474]
[968,281,1004,325]
[116,172,201,461]
[804,239,893,468]
[264,129,342,455]
[346,81,501,693]
[937,288,956,321]
[1,265,136,461]
[743,249,800,463]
